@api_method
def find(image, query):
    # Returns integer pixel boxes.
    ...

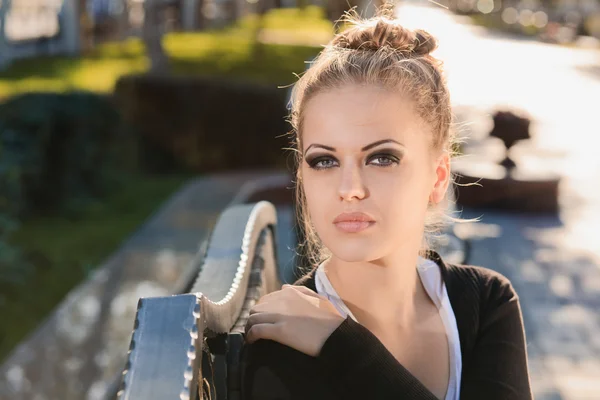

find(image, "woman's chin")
[326,243,380,263]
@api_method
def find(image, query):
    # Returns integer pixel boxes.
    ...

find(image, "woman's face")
[300,84,449,263]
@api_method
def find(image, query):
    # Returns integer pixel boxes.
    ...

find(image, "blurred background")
[0,0,599,399]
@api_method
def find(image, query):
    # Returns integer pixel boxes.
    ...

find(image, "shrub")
[114,74,291,173]
[0,92,129,218]
[0,214,32,296]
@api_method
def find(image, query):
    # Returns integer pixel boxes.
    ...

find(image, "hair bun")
[332,19,437,57]
[411,29,437,56]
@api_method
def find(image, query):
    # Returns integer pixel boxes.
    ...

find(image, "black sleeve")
[316,316,439,399]
[316,274,533,400]
[241,338,339,400]
[459,274,533,400]
[240,320,438,400]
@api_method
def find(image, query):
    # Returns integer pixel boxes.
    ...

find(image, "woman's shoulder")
[443,260,519,304]
[439,257,526,360]
[421,249,515,298]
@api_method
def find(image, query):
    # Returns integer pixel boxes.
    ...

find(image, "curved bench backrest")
[117,201,282,400]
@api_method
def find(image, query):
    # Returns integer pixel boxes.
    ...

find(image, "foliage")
[114,74,292,173]
[233,6,333,34]
[0,92,132,319]
[0,214,31,296]
[0,92,128,218]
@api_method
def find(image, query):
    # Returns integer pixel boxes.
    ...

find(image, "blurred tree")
[325,0,387,31]
[182,0,201,30]
[78,0,94,52]
[0,0,9,67]
[143,0,171,74]
[251,0,270,61]
[326,0,357,28]
[118,0,131,40]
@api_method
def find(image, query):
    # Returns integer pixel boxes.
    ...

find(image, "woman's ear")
[429,152,451,205]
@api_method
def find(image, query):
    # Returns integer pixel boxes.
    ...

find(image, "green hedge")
[0,92,129,219]
[0,92,132,295]
[0,77,295,213]
[115,74,292,173]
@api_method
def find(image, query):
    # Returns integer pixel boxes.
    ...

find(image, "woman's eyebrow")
[304,139,403,153]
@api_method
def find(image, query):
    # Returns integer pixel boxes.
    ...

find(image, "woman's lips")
[334,221,375,233]
[333,212,375,233]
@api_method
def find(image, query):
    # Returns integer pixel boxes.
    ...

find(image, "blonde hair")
[289,6,461,269]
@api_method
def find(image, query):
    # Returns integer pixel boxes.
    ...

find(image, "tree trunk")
[61,0,81,55]
[143,0,170,75]
[118,0,131,40]
[181,0,197,30]
[77,0,93,52]
[326,0,367,30]
[0,0,8,68]
[251,0,270,61]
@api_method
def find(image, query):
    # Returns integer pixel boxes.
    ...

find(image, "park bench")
[116,200,279,400]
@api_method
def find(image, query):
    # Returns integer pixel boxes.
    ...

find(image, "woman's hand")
[245,284,346,357]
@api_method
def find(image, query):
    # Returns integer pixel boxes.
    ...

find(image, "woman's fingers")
[257,286,288,302]
[245,312,280,333]
[245,322,283,344]
[250,285,326,317]
[250,285,302,314]
[249,301,278,315]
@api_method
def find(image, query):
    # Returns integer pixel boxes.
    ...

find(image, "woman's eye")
[308,157,338,170]
[306,153,399,169]
[368,154,400,166]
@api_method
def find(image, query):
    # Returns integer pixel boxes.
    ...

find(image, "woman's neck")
[322,246,429,333]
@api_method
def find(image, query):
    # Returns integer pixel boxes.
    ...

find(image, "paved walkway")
[394,2,600,399]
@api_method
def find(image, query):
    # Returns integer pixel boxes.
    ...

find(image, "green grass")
[236,6,333,32]
[0,6,332,100]
[0,173,191,362]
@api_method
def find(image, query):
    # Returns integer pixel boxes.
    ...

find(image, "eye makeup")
[367,150,402,166]
[305,154,339,170]
[304,148,403,170]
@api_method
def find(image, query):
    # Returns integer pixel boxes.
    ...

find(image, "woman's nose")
[338,162,367,202]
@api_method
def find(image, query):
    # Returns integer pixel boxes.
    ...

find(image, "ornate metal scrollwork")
[117,201,281,400]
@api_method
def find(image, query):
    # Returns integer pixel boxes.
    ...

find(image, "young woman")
[241,7,532,400]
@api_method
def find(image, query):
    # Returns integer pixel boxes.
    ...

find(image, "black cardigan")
[240,252,533,399]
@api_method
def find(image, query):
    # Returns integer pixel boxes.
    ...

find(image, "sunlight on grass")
[69,58,149,91]
[0,7,333,99]
[234,6,334,34]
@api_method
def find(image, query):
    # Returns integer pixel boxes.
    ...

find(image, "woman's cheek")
[303,178,328,229]
[374,177,421,234]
